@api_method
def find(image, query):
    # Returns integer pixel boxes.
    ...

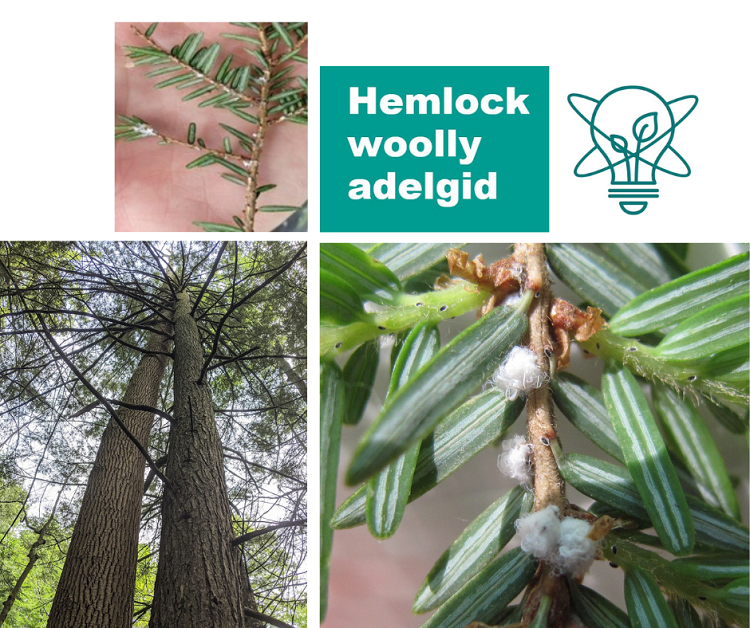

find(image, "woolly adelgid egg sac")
[497,434,533,485]
[492,345,547,400]
[515,506,599,578]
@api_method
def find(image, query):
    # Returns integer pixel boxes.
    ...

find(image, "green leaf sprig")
[116,22,307,232]
[320,243,749,628]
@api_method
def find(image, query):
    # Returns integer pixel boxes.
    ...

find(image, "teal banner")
[321,66,549,232]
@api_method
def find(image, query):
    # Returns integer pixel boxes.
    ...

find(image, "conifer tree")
[1,241,308,627]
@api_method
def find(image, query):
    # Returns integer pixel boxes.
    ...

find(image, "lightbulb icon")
[569,86,697,214]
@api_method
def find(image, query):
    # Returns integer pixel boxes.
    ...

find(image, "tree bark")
[150,291,260,628]
[48,329,171,628]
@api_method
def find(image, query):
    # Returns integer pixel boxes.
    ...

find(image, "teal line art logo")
[569,86,698,215]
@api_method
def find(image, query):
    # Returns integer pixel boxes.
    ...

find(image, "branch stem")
[243,25,273,232]
[232,519,307,546]
[514,243,565,511]
[513,243,569,625]
[132,128,253,165]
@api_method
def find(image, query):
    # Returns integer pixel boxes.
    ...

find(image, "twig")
[191,242,228,316]
[512,243,569,626]
[232,519,306,546]
[107,399,173,423]
[143,455,169,494]
[513,243,565,511]
[268,104,308,126]
[141,128,254,165]
[224,446,306,487]
[244,607,297,628]
[30,312,173,494]
[198,243,306,384]
[243,24,272,231]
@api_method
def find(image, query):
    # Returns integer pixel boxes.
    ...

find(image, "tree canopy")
[0,241,307,627]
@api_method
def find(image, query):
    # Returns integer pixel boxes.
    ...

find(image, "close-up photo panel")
[320,243,748,628]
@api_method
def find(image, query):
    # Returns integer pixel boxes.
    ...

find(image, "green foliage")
[624,566,680,628]
[330,390,524,530]
[418,548,538,628]
[570,584,632,628]
[366,323,440,539]
[654,383,740,518]
[559,454,748,554]
[608,252,749,336]
[547,243,648,317]
[368,243,465,280]
[319,362,344,622]
[0,479,70,628]
[133,545,157,626]
[345,291,531,486]
[320,243,749,627]
[231,520,308,628]
[192,221,244,232]
[602,363,695,556]
[271,200,308,233]
[413,485,533,613]
[341,340,379,426]
[116,23,308,232]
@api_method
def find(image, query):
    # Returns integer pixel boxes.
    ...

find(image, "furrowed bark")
[150,291,261,628]
[48,329,171,628]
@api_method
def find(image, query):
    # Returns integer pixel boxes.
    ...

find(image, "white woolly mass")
[558,517,597,577]
[497,435,533,485]
[515,505,598,577]
[500,291,523,308]
[133,124,156,137]
[516,505,560,558]
[492,346,546,400]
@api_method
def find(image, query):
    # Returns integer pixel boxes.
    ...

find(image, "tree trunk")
[48,330,171,628]
[150,292,260,628]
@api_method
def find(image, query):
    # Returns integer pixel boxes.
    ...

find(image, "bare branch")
[245,607,298,628]
[232,519,306,546]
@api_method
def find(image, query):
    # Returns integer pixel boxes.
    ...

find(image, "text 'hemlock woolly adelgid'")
[321,67,549,232]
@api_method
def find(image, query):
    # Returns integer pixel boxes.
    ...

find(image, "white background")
[4,2,745,240]
[3,2,748,627]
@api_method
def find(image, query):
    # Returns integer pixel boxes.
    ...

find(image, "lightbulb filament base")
[607,187,659,199]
